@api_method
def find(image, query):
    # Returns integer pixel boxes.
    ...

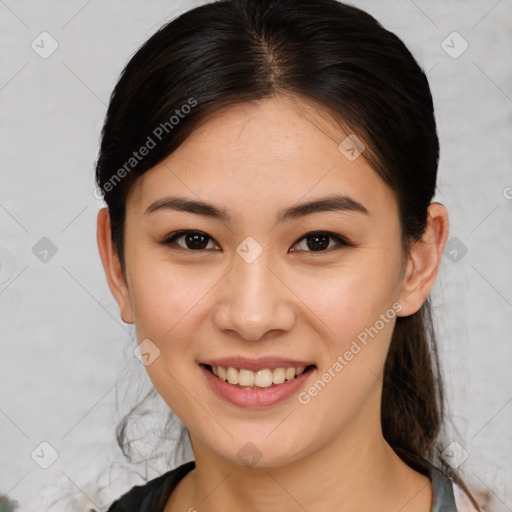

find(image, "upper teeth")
[212,366,306,388]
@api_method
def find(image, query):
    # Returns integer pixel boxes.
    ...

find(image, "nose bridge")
[236,248,274,306]
[214,243,295,340]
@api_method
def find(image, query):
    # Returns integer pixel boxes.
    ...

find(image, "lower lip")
[200,365,316,408]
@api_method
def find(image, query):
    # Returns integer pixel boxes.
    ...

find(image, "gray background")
[1,1,511,510]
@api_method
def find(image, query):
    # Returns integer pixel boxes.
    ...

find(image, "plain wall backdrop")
[1,1,511,510]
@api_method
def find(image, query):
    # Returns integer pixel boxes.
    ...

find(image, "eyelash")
[159,230,355,254]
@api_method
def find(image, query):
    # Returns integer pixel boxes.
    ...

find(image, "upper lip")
[201,357,316,372]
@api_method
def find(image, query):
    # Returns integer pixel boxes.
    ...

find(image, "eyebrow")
[144,194,369,223]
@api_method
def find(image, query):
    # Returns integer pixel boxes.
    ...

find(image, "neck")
[178,415,431,512]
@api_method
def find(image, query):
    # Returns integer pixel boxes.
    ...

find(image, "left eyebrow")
[277,194,369,222]
[143,194,369,223]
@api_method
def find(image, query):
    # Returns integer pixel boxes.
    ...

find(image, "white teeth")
[226,367,239,385]
[238,369,254,386]
[254,369,273,388]
[285,367,296,380]
[211,365,308,388]
[272,367,286,384]
[218,366,227,381]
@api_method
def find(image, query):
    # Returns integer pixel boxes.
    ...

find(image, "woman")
[95,0,483,510]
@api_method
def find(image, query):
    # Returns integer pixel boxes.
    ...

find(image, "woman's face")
[114,95,413,467]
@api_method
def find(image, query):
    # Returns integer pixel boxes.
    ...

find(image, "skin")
[97,94,449,512]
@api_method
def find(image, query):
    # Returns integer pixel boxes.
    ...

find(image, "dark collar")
[110,454,458,512]
[395,448,458,512]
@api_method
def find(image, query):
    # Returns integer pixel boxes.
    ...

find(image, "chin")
[210,434,311,469]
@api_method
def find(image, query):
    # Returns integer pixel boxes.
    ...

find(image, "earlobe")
[96,207,135,324]
[397,203,449,317]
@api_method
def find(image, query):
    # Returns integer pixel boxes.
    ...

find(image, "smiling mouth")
[202,364,316,389]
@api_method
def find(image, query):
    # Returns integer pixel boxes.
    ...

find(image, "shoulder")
[395,449,480,512]
[106,460,195,512]
[428,460,481,512]
[452,481,480,512]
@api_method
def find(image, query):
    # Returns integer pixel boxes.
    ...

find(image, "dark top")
[106,454,458,512]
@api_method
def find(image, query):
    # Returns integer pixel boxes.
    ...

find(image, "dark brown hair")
[95,0,483,508]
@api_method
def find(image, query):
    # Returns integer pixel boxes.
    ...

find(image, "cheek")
[292,255,401,346]
[127,254,217,341]
[126,261,214,419]
[290,266,399,444]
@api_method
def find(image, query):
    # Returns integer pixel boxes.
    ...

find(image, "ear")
[397,202,449,317]
[96,207,134,324]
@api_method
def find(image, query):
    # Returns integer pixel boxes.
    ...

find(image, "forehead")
[126,95,397,222]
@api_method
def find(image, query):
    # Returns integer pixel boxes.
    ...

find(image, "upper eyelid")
[163,230,220,246]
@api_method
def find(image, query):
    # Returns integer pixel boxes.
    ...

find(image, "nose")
[212,248,296,342]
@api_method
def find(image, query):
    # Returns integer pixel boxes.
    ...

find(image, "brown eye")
[161,231,219,251]
[160,230,353,253]
[291,231,353,253]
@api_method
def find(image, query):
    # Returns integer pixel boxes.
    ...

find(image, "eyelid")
[159,230,220,251]
[291,231,357,251]
[159,230,356,252]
